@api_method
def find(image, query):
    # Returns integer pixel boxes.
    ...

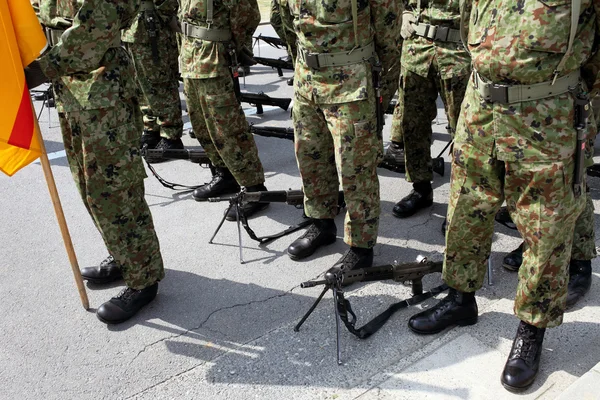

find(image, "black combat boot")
[408,288,478,334]
[501,321,545,392]
[566,259,592,308]
[225,183,270,221]
[392,182,433,218]
[140,130,161,149]
[287,219,337,260]
[80,255,123,284]
[192,167,240,201]
[381,141,405,169]
[96,283,159,324]
[502,243,524,271]
[324,246,374,283]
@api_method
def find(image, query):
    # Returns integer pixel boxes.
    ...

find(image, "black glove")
[168,16,182,33]
[24,60,48,89]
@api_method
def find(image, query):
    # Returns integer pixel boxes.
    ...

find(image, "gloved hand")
[169,16,182,33]
[24,60,48,89]
[237,46,257,66]
[400,11,416,40]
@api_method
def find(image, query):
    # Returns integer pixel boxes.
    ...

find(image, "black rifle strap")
[335,283,449,339]
[144,159,202,191]
[236,203,313,244]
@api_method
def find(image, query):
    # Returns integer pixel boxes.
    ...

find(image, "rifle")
[254,34,286,49]
[250,125,294,140]
[207,189,344,263]
[141,146,211,165]
[378,138,451,177]
[240,92,292,114]
[572,85,590,197]
[253,56,294,77]
[296,256,447,364]
[144,11,159,65]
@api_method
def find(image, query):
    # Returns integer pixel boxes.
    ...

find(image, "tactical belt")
[473,69,581,104]
[44,27,121,48]
[412,23,461,43]
[181,21,231,42]
[140,0,154,11]
[298,42,376,69]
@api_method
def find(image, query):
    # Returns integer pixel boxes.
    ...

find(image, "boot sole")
[501,381,534,393]
[392,199,434,219]
[502,262,519,272]
[408,315,478,335]
[287,235,337,261]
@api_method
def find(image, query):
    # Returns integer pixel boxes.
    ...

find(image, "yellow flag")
[0,0,47,176]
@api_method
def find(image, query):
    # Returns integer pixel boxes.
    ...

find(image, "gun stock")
[250,125,294,141]
[240,92,292,114]
[253,57,294,77]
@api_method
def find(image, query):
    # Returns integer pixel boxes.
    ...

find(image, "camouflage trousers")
[270,0,297,59]
[183,75,265,186]
[390,64,470,182]
[124,26,183,140]
[444,140,585,328]
[58,100,165,290]
[293,87,382,248]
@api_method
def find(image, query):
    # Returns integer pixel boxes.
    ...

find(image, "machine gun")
[253,56,294,77]
[296,256,447,364]
[240,92,292,114]
[378,137,451,177]
[254,34,286,49]
[207,189,345,263]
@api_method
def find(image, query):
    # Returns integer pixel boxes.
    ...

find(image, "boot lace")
[115,287,140,304]
[337,249,362,272]
[100,255,115,267]
[510,324,539,363]
[301,223,323,241]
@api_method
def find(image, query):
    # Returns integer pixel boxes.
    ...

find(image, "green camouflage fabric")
[293,84,382,248]
[400,0,470,80]
[184,76,265,186]
[179,0,261,79]
[38,0,165,289]
[390,64,469,182]
[122,0,183,140]
[443,0,600,328]
[37,0,137,113]
[281,0,400,249]
[121,0,179,42]
[280,0,401,105]
[270,0,297,59]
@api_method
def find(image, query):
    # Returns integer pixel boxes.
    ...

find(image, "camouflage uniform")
[444,0,599,328]
[390,0,470,183]
[280,0,401,248]
[122,0,183,141]
[179,0,265,186]
[38,0,165,290]
[270,0,297,59]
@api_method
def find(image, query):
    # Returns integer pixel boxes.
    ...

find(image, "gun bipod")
[295,263,448,365]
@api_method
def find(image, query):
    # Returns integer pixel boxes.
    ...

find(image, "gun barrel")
[250,126,294,141]
[300,279,328,288]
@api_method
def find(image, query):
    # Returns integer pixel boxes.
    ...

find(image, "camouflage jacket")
[467,0,599,88]
[179,0,261,79]
[280,0,401,104]
[456,0,600,163]
[37,0,138,112]
[122,0,179,44]
[402,0,470,79]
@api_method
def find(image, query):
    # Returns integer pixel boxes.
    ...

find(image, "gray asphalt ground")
[1,25,599,400]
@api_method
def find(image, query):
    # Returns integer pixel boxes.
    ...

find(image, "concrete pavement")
[1,25,599,400]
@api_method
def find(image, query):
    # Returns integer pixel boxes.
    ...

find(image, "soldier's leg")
[505,159,584,328]
[392,66,438,219]
[568,191,595,306]
[287,92,339,260]
[128,27,184,145]
[183,78,241,200]
[58,109,125,284]
[324,97,381,249]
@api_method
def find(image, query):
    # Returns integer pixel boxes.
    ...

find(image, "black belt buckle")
[488,84,509,104]
[434,26,449,42]
[304,52,320,69]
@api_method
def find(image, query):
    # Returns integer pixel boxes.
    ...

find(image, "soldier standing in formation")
[123,0,185,155]
[270,0,297,85]
[179,0,270,219]
[27,0,166,324]
[408,0,599,391]
[280,0,401,272]
[388,0,470,221]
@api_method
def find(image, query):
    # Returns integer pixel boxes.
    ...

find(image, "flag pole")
[32,99,89,310]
